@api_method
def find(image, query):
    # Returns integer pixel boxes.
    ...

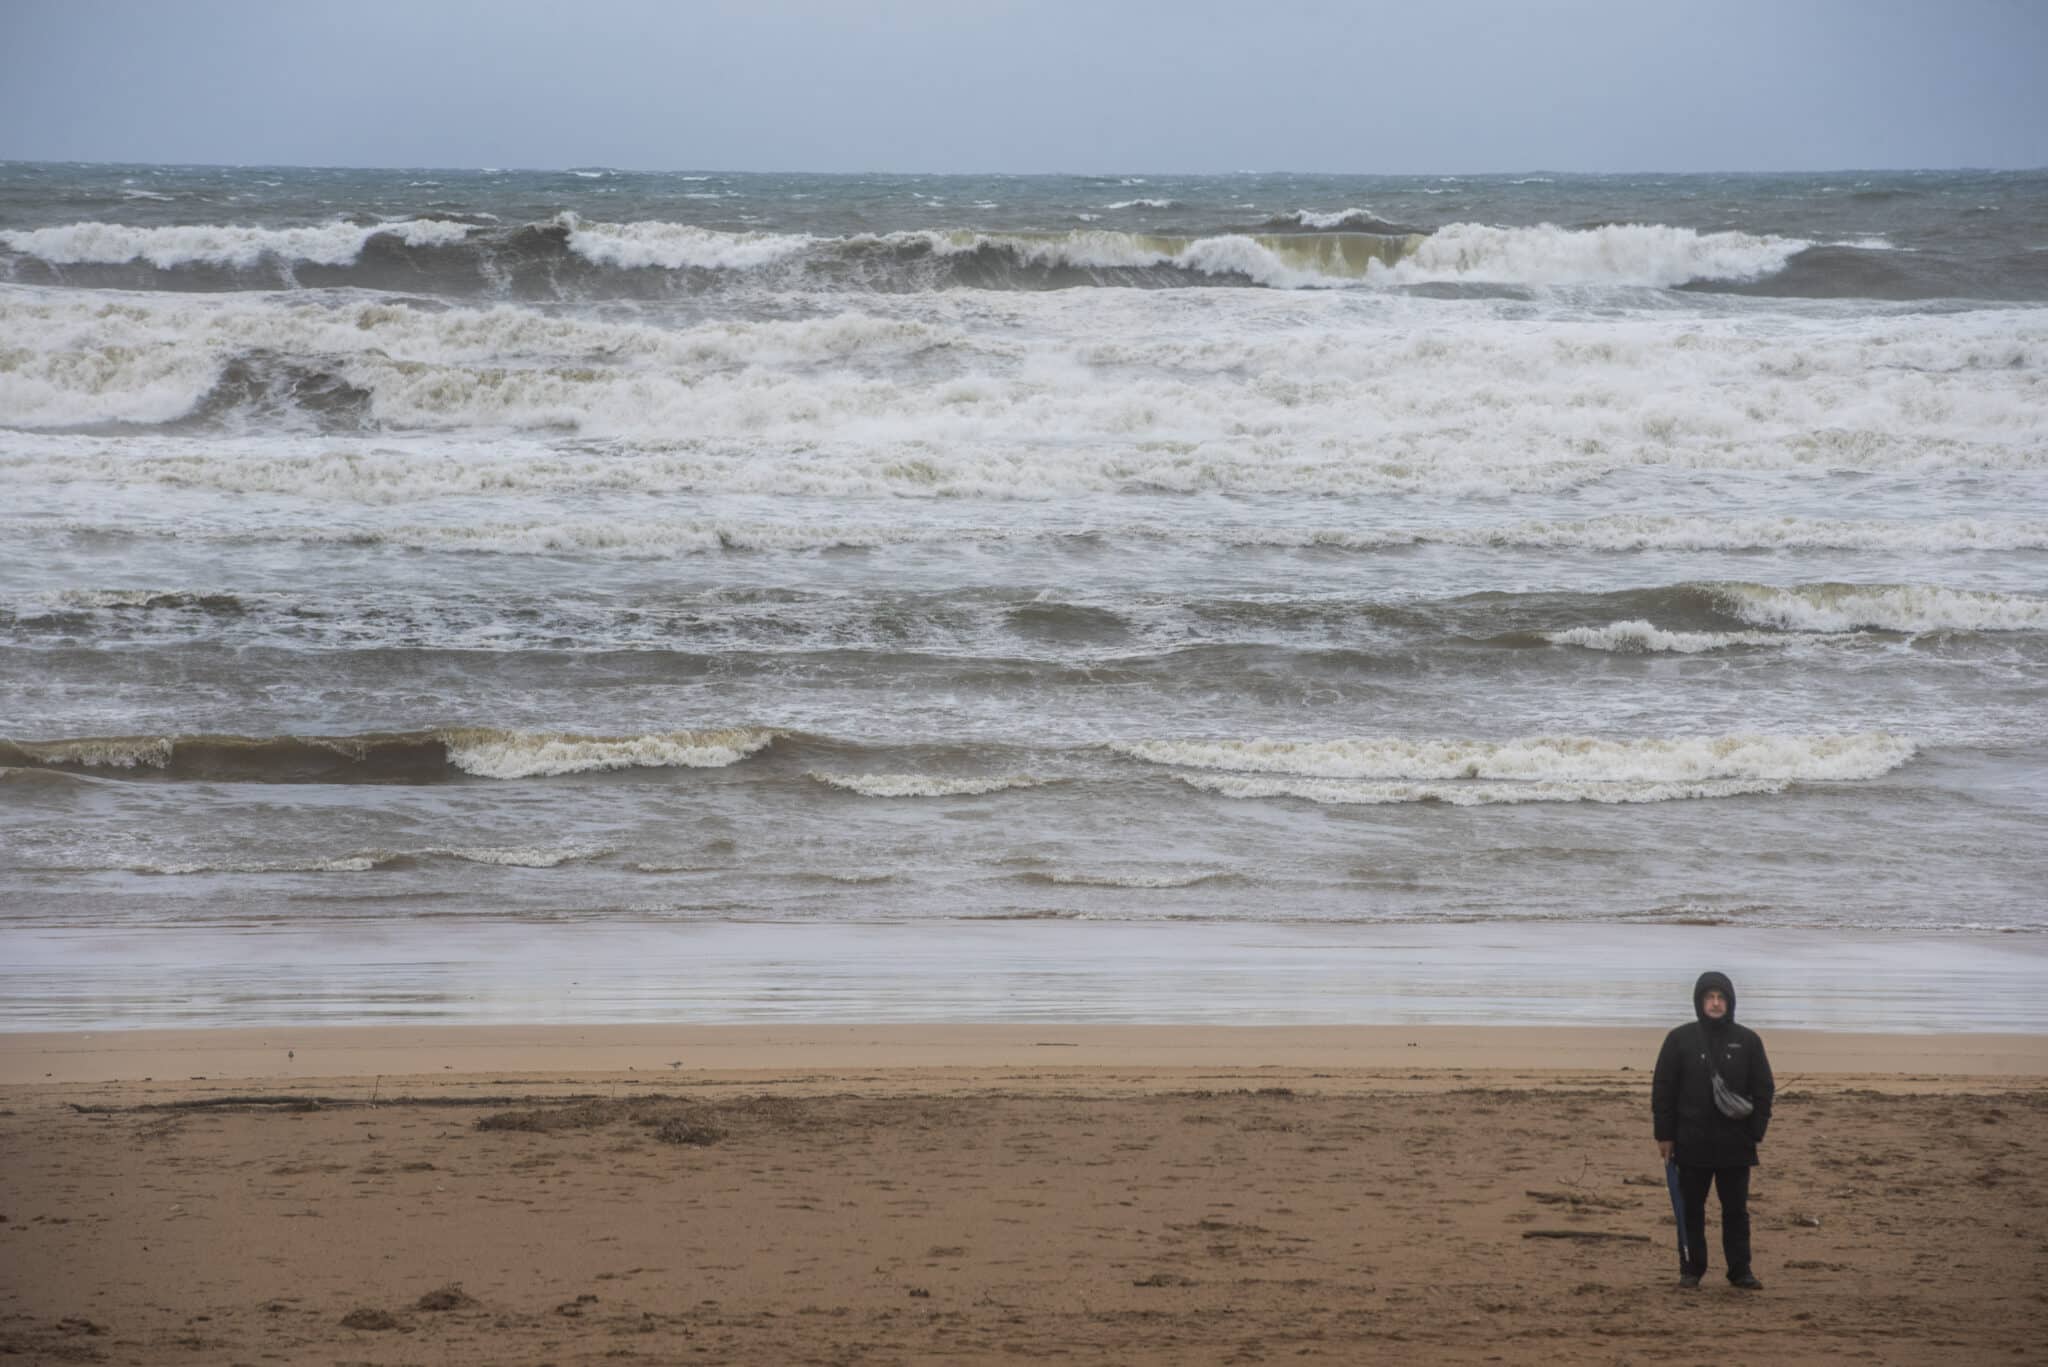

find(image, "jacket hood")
[1693,970,1737,1024]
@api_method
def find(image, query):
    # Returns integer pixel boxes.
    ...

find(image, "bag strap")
[1700,1024,1730,1084]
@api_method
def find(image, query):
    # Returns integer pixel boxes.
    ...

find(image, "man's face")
[1702,989,1729,1019]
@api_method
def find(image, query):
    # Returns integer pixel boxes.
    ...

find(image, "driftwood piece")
[1521,1229,1652,1242]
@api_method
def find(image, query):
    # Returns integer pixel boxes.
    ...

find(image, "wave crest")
[5,216,1809,292]
[1374,222,1807,288]
[1544,620,1797,653]
[443,727,778,778]
[1263,208,1418,233]
[0,727,779,782]
[806,771,1050,797]
[0,218,473,269]
[1175,774,1789,805]
[561,215,817,271]
[1712,583,2048,633]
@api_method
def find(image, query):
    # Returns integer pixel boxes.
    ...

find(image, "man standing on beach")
[1652,970,1774,1290]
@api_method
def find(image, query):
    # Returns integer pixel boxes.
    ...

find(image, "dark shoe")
[1728,1273,1764,1291]
[1677,1272,1701,1289]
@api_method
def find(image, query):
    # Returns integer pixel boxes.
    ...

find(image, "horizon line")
[3,157,2045,179]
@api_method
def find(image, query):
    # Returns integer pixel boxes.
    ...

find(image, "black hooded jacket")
[1651,971,1775,1168]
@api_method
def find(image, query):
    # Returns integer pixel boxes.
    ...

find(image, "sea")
[2,164,2044,1032]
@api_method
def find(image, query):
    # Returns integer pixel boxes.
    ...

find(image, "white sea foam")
[437,844,608,868]
[1191,518,2048,555]
[1439,517,2048,553]
[7,736,175,769]
[1545,620,1797,653]
[561,216,817,270]
[443,727,779,778]
[1279,208,1394,229]
[0,218,473,269]
[131,854,393,875]
[0,214,1840,291]
[550,223,1411,288]
[1112,733,1916,783]
[20,509,2048,558]
[52,588,216,609]
[1371,222,1807,287]
[806,772,1050,797]
[4,289,2041,497]
[1104,199,1179,210]
[910,229,1413,287]
[316,519,979,555]
[1711,583,2048,633]
[1035,870,1229,888]
[1174,774,1790,805]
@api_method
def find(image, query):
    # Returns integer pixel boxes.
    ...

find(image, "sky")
[3,0,2044,174]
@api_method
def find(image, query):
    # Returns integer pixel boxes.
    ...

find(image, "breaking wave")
[108,845,605,874]
[1531,586,2048,655]
[0,218,475,269]
[1373,222,1806,288]
[1710,583,2048,633]
[1262,208,1422,233]
[560,218,817,271]
[1,215,1824,294]
[1173,774,1790,805]
[445,728,778,778]
[431,844,609,867]
[805,771,1053,797]
[124,854,401,875]
[1544,621,1807,653]
[0,727,780,782]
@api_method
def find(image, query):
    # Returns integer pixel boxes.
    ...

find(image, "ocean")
[2,163,2044,1030]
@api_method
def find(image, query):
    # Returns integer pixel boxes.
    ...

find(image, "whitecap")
[443,727,779,778]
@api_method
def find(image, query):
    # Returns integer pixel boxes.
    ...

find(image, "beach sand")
[2,1026,2044,1364]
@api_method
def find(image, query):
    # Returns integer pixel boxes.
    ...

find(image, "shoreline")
[7,920,2046,1035]
[6,1021,2045,1088]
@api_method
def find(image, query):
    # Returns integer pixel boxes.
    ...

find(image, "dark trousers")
[1677,1164,1752,1278]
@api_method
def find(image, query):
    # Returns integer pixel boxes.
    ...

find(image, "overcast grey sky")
[4,0,2043,173]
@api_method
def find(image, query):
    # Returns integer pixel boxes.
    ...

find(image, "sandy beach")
[3,1025,2043,1365]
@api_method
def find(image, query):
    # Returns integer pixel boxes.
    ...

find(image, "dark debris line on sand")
[64,1092,619,1115]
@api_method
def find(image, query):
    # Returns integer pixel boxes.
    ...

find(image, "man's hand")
[1658,1140,1675,1161]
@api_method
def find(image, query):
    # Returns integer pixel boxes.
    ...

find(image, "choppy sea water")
[2,165,2044,1029]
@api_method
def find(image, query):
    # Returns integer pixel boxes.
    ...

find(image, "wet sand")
[3,1026,2045,1364]
[8,923,2047,1034]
